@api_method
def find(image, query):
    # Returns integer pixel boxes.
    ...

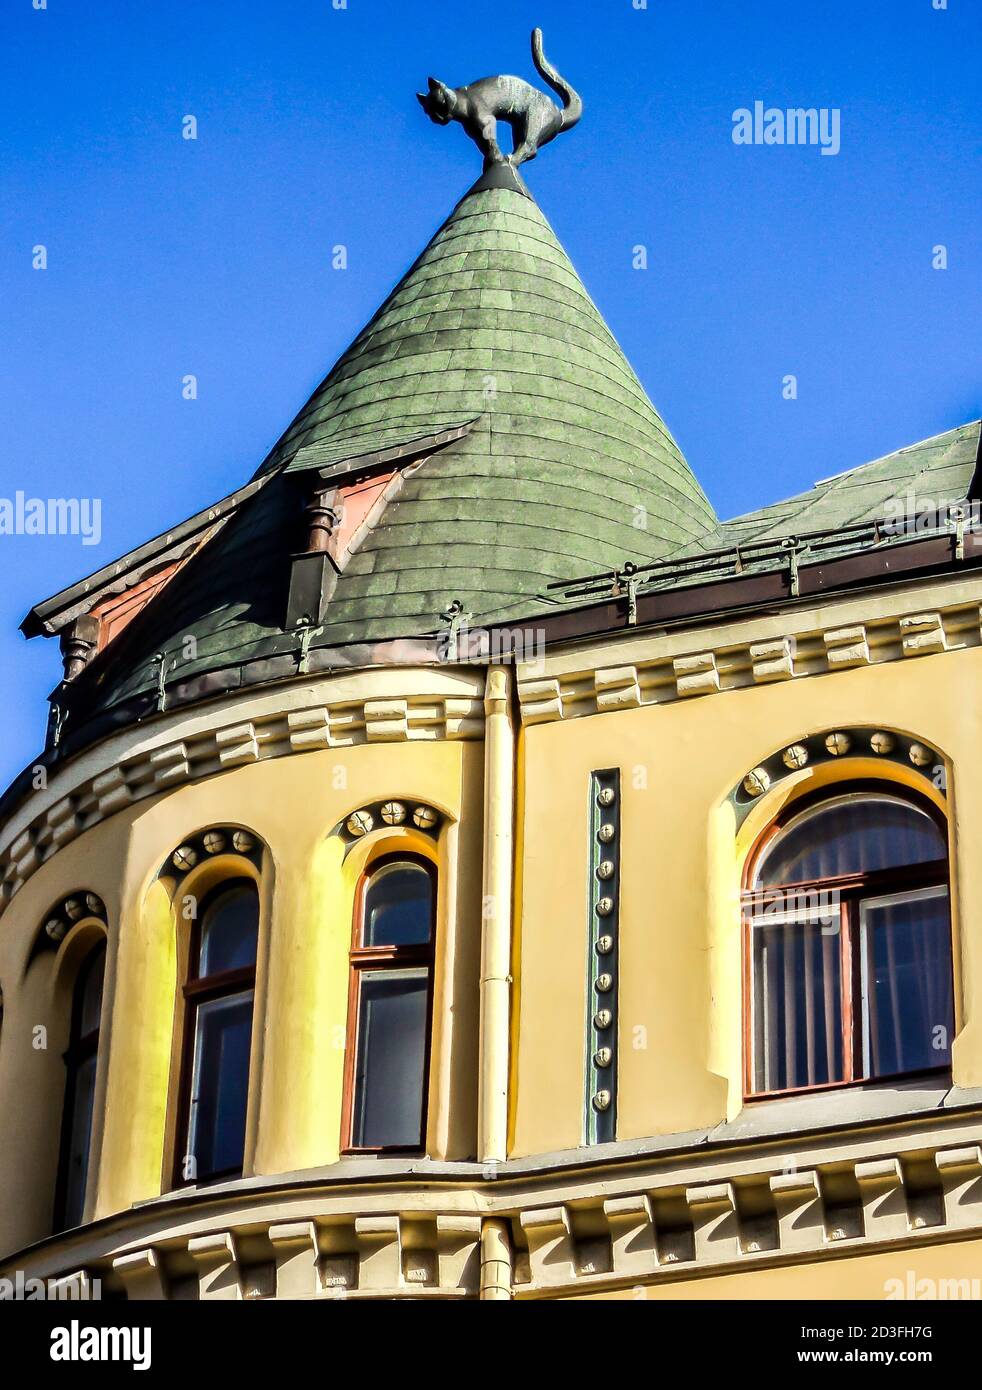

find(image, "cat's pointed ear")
[416,92,428,107]
[427,76,441,92]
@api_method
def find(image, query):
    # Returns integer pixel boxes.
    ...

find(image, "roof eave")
[19,470,281,640]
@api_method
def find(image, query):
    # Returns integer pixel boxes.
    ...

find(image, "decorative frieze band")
[105,1212,483,1301]
[8,1130,982,1300]
[0,688,484,910]
[517,600,981,727]
[510,1141,982,1296]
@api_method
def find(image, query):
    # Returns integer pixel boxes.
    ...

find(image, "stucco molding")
[7,1110,982,1300]
[515,587,982,728]
[0,669,485,913]
[735,724,945,821]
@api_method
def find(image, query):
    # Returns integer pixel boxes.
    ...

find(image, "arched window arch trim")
[27,891,109,975]
[156,824,265,903]
[741,780,955,1102]
[335,799,448,856]
[736,726,948,821]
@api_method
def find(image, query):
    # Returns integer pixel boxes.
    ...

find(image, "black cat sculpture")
[417,28,582,169]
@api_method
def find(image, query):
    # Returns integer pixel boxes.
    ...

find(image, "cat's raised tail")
[531,28,583,131]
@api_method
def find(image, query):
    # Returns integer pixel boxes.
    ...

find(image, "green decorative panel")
[585,769,620,1145]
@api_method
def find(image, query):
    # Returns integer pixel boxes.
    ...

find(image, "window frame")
[53,938,107,1232]
[173,877,259,1188]
[742,781,953,1102]
[341,852,437,1156]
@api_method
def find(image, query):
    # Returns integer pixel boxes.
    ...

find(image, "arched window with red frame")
[175,878,259,1185]
[342,855,436,1153]
[744,785,953,1098]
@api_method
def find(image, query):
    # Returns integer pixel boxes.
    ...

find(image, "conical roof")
[259,171,715,534]
[67,169,717,726]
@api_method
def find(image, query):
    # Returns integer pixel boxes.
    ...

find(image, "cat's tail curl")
[531,28,583,130]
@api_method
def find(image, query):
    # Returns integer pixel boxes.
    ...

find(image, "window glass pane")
[199,884,259,976]
[77,946,105,1038]
[62,1052,97,1230]
[363,863,432,948]
[352,969,428,1147]
[752,918,843,1092]
[756,797,945,886]
[187,988,254,1179]
[861,890,953,1078]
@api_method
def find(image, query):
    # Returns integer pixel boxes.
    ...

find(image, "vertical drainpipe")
[478,665,515,1165]
[480,1218,513,1301]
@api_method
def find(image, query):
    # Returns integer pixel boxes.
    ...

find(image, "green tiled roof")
[258,173,718,565]
[283,420,479,475]
[688,421,980,555]
[75,172,720,716]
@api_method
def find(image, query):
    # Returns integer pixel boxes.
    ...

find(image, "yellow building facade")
[2,146,981,1302]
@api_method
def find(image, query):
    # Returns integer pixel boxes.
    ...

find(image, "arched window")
[343,856,435,1152]
[54,940,106,1231]
[176,879,259,1184]
[745,788,953,1098]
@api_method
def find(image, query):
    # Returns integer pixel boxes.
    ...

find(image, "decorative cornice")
[0,674,485,912]
[8,1121,982,1300]
[517,596,982,727]
[512,1137,982,1296]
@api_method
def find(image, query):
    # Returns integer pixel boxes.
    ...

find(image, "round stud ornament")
[592,1090,611,1112]
[346,810,374,837]
[381,801,407,825]
[825,731,851,757]
[743,767,770,798]
[870,731,895,755]
[596,896,614,917]
[596,860,614,880]
[597,787,616,807]
[203,831,226,855]
[412,806,438,830]
[64,897,84,921]
[172,845,198,872]
[593,1009,612,1030]
[595,973,613,993]
[598,823,615,843]
[782,744,809,770]
[909,742,934,768]
[231,830,255,853]
[45,918,66,942]
[594,1047,612,1068]
[596,934,614,955]
[84,893,104,917]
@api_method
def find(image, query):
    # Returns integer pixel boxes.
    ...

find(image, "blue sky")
[1,0,979,788]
